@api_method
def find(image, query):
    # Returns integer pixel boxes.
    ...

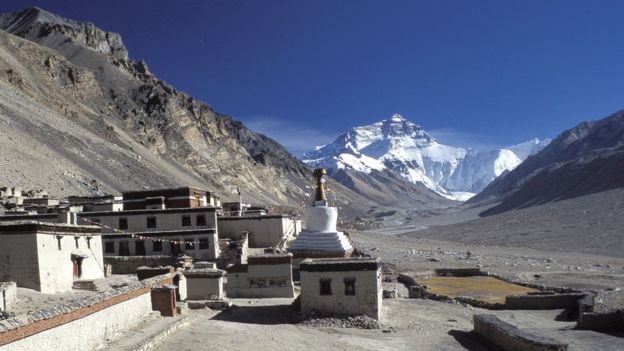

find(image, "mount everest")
[302,114,550,201]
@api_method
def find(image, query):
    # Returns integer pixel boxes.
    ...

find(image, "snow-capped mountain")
[302,114,550,201]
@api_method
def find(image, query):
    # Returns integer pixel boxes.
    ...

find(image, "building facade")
[226,254,294,298]
[299,258,382,320]
[79,207,220,260]
[184,268,226,300]
[0,222,104,294]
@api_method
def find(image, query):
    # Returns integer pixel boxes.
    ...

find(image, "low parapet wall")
[434,268,482,277]
[577,310,624,331]
[137,266,175,281]
[0,283,16,313]
[104,256,177,274]
[505,293,587,310]
[0,274,173,350]
[473,314,568,351]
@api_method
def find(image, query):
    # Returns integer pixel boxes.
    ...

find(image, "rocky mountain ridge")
[0,6,378,216]
[470,110,624,216]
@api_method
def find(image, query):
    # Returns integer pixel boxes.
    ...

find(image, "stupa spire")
[313,168,327,206]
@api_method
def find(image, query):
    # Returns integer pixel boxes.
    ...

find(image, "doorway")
[135,240,146,256]
[71,255,84,279]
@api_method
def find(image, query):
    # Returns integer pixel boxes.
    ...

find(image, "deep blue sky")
[2,1,624,154]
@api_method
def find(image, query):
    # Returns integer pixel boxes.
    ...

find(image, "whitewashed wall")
[0,293,152,351]
[300,269,382,320]
[227,263,294,298]
[218,216,300,247]
[37,234,104,293]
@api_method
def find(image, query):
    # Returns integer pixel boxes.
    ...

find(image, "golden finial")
[313,168,327,206]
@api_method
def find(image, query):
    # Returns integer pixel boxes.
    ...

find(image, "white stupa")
[289,168,353,259]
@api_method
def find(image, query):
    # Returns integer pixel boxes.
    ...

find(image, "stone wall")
[577,310,624,331]
[137,266,175,281]
[473,314,568,351]
[0,274,173,350]
[215,233,248,268]
[104,255,177,274]
[0,283,16,312]
[505,293,587,310]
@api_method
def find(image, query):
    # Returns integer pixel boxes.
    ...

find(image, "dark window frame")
[198,238,209,250]
[153,240,163,252]
[104,241,115,254]
[119,241,130,256]
[344,277,356,296]
[146,217,157,229]
[320,278,332,296]
[118,218,128,230]
[196,215,207,226]
[181,215,191,227]
[135,240,146,256]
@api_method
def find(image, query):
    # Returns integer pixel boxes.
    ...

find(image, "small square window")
[320,278,332,296]
[344,278,356,296]
[199,238,209,249]
[104,241,115,254]
[181,216,191,227]
[119,218,128,230]
[153,241,163,252]
[146,217,157,229]
[185,239,194,250]
[196,215,207,226]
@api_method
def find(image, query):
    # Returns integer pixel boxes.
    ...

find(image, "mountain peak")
[389,113,406,122]
[302,114,551,200]
[0,7,129,60]
[505,138,552,160]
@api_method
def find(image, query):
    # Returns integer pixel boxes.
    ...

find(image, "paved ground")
[149,297,624,351]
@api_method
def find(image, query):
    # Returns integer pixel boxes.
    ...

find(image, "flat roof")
[0,214,56,221]
[184,268,226,278]
[300,257,380,272]
[218,214,292,220]
[0,221,101,235]
[102,228,216,238]
[122,186,208,196]
[79,207,216,217]
[248,253,293,265]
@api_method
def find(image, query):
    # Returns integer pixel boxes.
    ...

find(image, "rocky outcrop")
[0,7,128,59]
